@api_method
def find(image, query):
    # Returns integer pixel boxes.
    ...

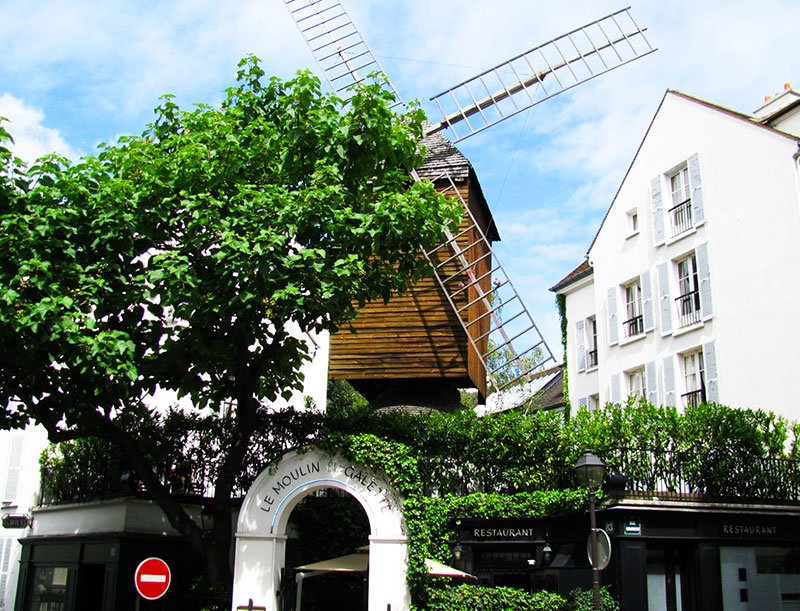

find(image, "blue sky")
[1,0,798,354]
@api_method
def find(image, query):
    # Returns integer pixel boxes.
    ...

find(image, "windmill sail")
[283,0,403,108]
[282,0,655,399]
[428,7,655,141]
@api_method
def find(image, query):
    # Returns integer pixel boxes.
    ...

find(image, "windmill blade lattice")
[428,7,655,141]
[283,0,404,109]
[414,168,555,394]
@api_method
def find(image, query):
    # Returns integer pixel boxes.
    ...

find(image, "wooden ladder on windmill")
[283,0,655,404]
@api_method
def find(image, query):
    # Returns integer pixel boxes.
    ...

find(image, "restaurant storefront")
[451,502,800,610]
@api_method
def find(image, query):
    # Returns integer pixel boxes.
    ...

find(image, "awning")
[295,551,476,579]
[424,559,478,580]
[295,553,369,573]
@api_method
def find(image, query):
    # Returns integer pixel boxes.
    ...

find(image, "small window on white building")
[682,349,706,408]
[623,280,644,338]
[676,253,701,327]
[588,394,600,411]
[626,208,639,237]
[669,165,693,237]
[628,367,646,399]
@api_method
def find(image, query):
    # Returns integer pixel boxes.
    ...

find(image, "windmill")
[282,0,655,409]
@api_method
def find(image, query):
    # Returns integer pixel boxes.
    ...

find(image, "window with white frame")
[623,280,644,337]
[669,165,693,237]
[588,394,600,411]
[676,253,701,327]
[628,367,646,399]
[682,350,706,408]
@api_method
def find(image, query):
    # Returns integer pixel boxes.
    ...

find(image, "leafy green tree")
[0,56,459,592]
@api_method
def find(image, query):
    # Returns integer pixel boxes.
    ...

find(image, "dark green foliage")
[427,585,567,610]
[425,584,618,611]
[325,405,575,493]
[556,293,569,416]
[564,587,619,611]
[40,408,324,504]
[40,437,125,503]
[567,399,796,499]
[325,379,370,420]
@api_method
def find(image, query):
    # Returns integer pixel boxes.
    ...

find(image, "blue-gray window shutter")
[688,153,704,225]
[696,243,713,319]
[642,271,654,332]
[651,176,665,246]
[607,287,618,346]
[662,356,675,407]
[610,374,620,404]
[576,319,586,372]
[646,361,658,406]
[657,262,672,335]
[703,341,719,403]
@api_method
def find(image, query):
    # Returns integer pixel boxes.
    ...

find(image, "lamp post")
[574,451,606,611]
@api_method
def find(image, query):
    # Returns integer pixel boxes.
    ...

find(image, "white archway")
[231,448,409,611]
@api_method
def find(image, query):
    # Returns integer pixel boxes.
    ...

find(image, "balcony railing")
[676,290,701,327]
[623,315,644,338]
[669,198,693,237]
[682,387,705,408]
[606,447,800,504]
[587,349,598,368]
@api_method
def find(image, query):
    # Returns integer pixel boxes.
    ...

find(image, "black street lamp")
[574,451,606,611]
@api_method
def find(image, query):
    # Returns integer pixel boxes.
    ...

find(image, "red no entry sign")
[134,557,171,600]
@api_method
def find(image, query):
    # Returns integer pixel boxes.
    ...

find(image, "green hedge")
[427,585,566,611]
[425,585,619,611]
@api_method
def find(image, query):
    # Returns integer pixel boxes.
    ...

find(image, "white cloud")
[0,94,80,163]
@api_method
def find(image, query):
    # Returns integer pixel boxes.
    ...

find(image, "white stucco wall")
[565,90,800,420]
[0,425,49,611]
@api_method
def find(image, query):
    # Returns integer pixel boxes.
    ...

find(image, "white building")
[0,426,49,610]
[552,84,800,420]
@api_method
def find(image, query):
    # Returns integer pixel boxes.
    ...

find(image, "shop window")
[26,566,70,611]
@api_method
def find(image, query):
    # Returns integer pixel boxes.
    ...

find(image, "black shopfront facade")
[452,502,800,610]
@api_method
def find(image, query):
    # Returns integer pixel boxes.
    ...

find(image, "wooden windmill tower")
[283,0,655,408]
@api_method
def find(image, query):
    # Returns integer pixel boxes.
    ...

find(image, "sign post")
[586,528,612,571]
[134,557,171,602]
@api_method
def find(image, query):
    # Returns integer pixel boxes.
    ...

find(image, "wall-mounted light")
[542,542,553,566]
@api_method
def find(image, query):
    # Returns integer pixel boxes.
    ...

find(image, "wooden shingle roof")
[417,131,471,182]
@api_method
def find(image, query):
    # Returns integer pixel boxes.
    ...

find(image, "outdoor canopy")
[295,551,476,579]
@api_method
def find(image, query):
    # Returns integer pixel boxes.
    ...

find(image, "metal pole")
[589,488,600,611]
